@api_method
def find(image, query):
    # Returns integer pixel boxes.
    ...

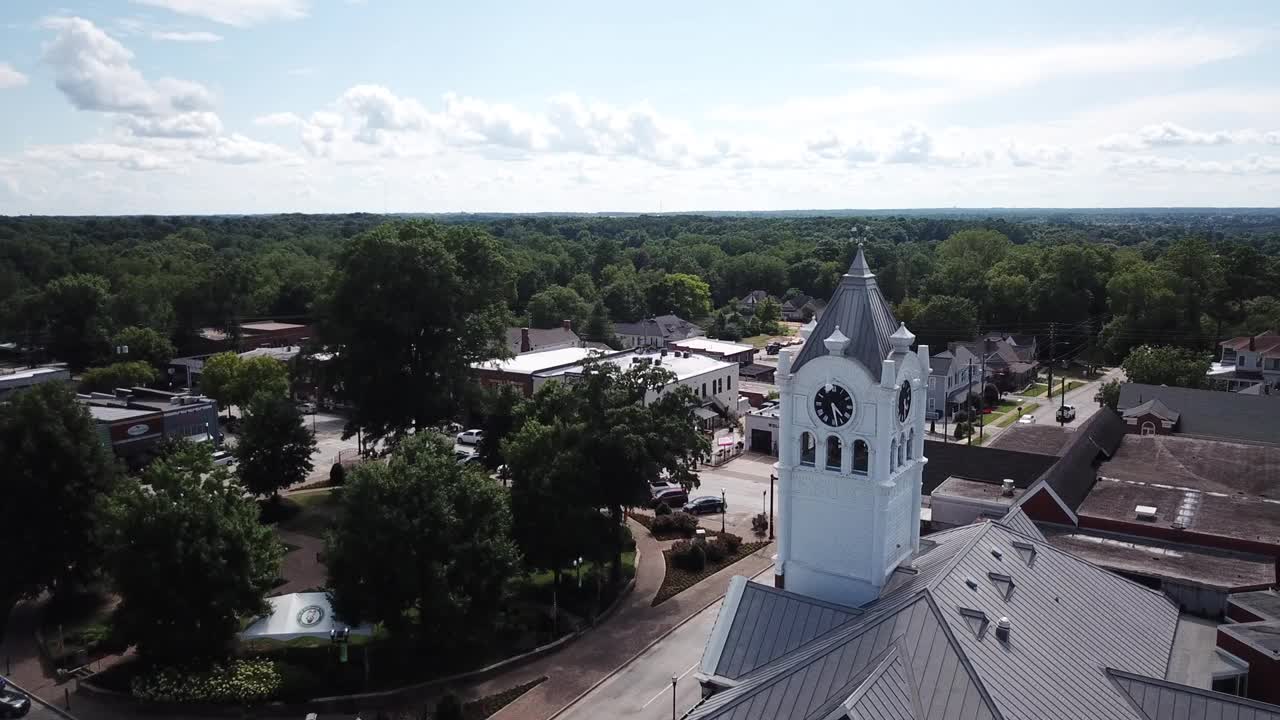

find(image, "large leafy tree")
[527,284,590,330]
[505,361,709,583]
[0,384,120,621]
[101,445,282,663]
[234,392,317,500]
[234,355,290,407]
[79,361,157,393]
[325,434,520,648]
[583,300,618,348]
[43,273,113,370]
[1121,344,1212,389]
[648,273,712,320]
[324,222,513,441]
[111,326,176,370]
[199,351,242,417]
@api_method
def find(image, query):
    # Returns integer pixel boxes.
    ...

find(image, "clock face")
[813,383,855,427]
[897,382,912,423]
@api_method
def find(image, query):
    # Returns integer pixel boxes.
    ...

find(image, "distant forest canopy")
[2,210,1279,368]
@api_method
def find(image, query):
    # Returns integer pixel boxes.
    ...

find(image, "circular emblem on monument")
[296,605,325,627]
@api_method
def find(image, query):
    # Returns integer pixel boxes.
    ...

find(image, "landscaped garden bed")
[627,509,702,540]
[652,534,769,606]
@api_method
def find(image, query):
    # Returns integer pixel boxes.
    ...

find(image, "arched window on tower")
[889,438,897,470]
[826,436,842,471]
[800,432,816,466]
[897,434,905,466]
[907,429,915,460]
[853,440,869,474]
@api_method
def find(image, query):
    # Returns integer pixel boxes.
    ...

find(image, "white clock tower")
[773,246,929,607]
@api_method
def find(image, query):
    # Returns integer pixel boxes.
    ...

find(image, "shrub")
[651,511,698,537]
[751,513,769,536]
[654,501,672,517]
[330,462,346,486]
[435,693,464,720]
[720,532,743,554]
[132,660,284,703]
[671,540,706,572]
[704,538,727,563]
[617,523,636,552]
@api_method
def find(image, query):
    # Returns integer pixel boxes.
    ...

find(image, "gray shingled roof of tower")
[788,246,898,379]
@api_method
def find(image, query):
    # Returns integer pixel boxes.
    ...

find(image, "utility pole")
[979,341,987,442]
[1046,322,1056,400]
[1059,377,1067,427]
[966,358,973,446]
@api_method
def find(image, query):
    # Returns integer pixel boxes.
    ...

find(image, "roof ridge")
[1106,667,1280,717]
[921,520,996,593]
[920,592,1007,720]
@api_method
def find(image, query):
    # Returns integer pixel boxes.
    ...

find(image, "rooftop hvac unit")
[1134,505,1158,521]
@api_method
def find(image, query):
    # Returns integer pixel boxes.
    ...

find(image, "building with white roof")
[669,336,758,366]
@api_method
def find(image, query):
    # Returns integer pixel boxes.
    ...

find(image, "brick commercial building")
[79,387,220,466]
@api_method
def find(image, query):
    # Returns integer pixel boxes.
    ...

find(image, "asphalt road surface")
[557,599,722,720]
[692,453,778,538]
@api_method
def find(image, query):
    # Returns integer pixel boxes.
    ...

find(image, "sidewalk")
[469,520,774,720]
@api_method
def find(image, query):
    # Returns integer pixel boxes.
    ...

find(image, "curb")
[546,553,775,720]
[0,673,77,720]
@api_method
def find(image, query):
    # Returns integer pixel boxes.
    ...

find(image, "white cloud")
[882,125,933,164]
[151,30,223,43]
[1006,142,1072,169]
[1109,154,1280,175]
[121,111,223,138]
[853,30,1265,95]
[197,133,295,164]
[130,0,308,27]
[254,111,303,127]
[0,63,27,89]
[28,142,175,171]
[41,16,214,115]
[1100,122,1277,151]
[340,84,433,140]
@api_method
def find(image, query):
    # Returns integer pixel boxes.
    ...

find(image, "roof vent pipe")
[1001,479,1015,497]
[996,616,1012,642]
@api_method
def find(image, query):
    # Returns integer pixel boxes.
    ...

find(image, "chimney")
[1250,334,1257,352]
[562,319,573,332]
[1001,479,1015,497]
[995,616,1012,642]
[520,328,532,353]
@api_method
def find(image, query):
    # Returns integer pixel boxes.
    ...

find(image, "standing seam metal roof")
[789,247,898,378]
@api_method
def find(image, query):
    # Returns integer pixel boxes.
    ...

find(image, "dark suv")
[0,680,31,719]
[651,487,688,509]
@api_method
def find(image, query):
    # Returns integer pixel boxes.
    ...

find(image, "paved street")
[557,600,721,720]
[692,453,777,538]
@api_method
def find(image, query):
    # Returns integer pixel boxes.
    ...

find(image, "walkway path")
[468,521,774,720]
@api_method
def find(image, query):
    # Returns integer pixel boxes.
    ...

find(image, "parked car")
[683,495,726,515]
[0,681,30,719]
[454,449,481,466]
[456,428,485,445]
[297,401,316,414]
[651,487,689,509]
[766,342,782,355]
[1017,414,1037,425]
[211,449,235,466]
[649,480,683,494]
[1055,405,1077,423]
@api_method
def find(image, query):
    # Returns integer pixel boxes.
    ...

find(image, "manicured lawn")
[992,402,1040,428]
[1023,384,1049,397]
[271,490,340,537]
[740,332,792,349]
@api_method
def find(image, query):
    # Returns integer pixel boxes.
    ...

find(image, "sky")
[1,0,1279,214]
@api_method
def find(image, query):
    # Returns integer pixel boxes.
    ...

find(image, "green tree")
[1241,296,1280,335]
[1098,379,1121,411]
[527,285,590,330]
[477,384,524,469]
[79,361,158,393]
[912,295,978,347]
[234,393,317,500]
[583,300,618,348]
[0,383,119,619]
[755,296,783,335]
[102,445,282,663]
[325,434,520,647]
[199,352,242,418]
[234,355,290,408]
[111,326,175,370]
[43,273,112,370]
[649,273,712,320]
[601,275,648,323]
[1121,345,1212,388]
[324,222,513,441]
[507,360,709,584]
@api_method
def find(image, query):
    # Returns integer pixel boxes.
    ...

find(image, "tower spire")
[847,243,873,279]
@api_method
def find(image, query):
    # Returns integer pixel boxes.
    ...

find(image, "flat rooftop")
[475,347,606,375]
[1220,622,1280,659]
[542,349,736,383]
[1078,478,1280,548]
[670,337,755,355]
[1040,525,1276,591]
[1100,434,1280,497]
[986,424,1073,456]
[1231,590,1280,622]
[85,404,157,422]
[933,476,1024,503]
[241,321,306,332]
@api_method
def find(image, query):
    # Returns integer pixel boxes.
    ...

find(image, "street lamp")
[721,488,726,533]
[671,674,679,720]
